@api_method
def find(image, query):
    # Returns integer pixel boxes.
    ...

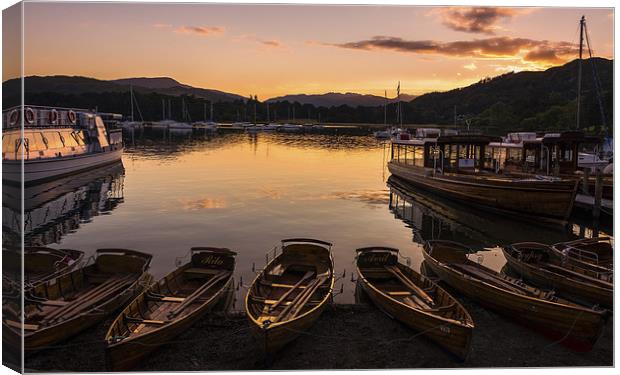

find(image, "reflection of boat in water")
[2,162,125,246]
[2,106,123,185]
[387,176,570,247]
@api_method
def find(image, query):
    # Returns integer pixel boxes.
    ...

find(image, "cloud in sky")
[324,36,578,66]
[173,25,224,36]
[260,39,281,48]
[435,7,522,35]
[234,34,284,49]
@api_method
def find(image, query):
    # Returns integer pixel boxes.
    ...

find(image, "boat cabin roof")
[393,134,500,146]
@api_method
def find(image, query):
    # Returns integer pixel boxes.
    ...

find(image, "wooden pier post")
[581,168,590,194]
[593,169,603,220]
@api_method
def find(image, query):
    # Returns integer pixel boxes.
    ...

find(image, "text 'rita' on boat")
[2,105,123,185]
[550,237,613,277]
[422,240,607,352]
[3,246,84,290]
[502,242,612,308]
[105,247,236,371]
[245,238,335,356]
[2,249,152,352]
[388,129,579,225]
[355,246,474,360]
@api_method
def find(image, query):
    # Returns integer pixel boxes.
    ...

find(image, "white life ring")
[25,107,35,124]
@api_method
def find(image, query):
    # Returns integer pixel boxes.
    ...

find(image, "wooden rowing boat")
[104,247,236,371]
[503,243,612,308]
[3,246,84,287]
[550,238,613,276]
[245,238,334,356]
[423,240,607,351]
[355,246,474,360]
[2,248,152,352]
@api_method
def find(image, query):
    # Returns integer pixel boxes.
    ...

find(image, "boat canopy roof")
[393,134,500,146]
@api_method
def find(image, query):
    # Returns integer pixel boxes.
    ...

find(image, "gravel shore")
[23,295,613,371]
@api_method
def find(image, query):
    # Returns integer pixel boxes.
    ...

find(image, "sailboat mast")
[384,90,387,126]
[130,85,134,122]
[210,102,214,121]
[576,15,585,130]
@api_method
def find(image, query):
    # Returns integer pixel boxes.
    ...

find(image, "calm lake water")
[8,128,612,306]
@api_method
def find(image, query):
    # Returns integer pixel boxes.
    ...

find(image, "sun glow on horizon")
[4,3,613,98]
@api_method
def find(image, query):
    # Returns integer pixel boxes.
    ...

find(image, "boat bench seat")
[250,295,320,306]
[259,280,307,289]
[125,316,168,325]
[184,268,222,277]
[423,302,455,313]
[387,291,412,296]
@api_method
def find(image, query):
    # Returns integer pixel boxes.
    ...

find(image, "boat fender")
[48,109,59,124]
[67,110,77,124]
[8,110,19,126]
[25,107,35,124]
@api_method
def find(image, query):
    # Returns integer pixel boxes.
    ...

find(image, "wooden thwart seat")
[42,273,134,323]
[384,265,434,305]
[167,271,230,318]
[125,317,168,325]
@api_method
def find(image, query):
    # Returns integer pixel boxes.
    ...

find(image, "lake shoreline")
[23,300,612,371]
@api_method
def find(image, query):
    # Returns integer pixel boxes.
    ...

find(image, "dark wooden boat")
[355,247,474,360]
[389,136,578,225]
[423,240,607,351]
[551,238,613,275]
[503,243,612,308]
[245,238,334,356]
[3,246,84,287]
[2,248,152,351]
[104,247,236,371]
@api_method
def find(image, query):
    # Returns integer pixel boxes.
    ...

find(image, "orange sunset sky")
[3,2,614,99]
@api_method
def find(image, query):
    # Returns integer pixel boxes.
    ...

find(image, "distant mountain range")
[3,75,246,103]
[266,92,417,107]
[3,75,416,108]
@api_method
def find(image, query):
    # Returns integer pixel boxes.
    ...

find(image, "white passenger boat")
[2,106,123,185]
[280,123,303,133]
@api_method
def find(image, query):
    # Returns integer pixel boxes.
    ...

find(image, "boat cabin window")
[392,143,425,167]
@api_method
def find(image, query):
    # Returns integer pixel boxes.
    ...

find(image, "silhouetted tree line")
[3,58,612,136]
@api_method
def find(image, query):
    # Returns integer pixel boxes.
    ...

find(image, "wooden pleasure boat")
[423,240,607,351]
[355,247,474,360]
[3,246,84,287]
[389,135,578,225]
[245,238,334,356]
[551,238,613,275]
[105,247,236,371]
[503,243,612,308]
[3,249,152,352]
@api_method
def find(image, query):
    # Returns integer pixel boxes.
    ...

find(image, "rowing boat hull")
[3,147,123,186]
[422,247,605,351]
[21,272,152,352]
[388,162,577,224]
[245,239,335,356]
[249,296,330,356]
[356,267,472,360]
[105,277,234,371]
[501,246,612,308]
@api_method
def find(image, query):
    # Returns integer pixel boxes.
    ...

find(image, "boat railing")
[2,105,122,130]
[431,146,444,175]
[562,245,600,264]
